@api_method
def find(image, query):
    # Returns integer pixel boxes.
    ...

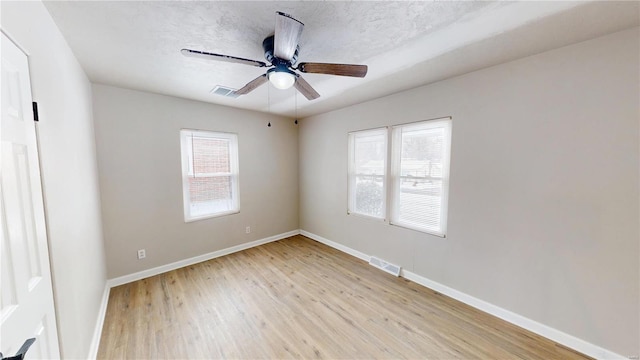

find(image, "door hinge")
[32,102,39,122]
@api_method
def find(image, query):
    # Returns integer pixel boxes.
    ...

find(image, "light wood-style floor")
[98,235,591,359]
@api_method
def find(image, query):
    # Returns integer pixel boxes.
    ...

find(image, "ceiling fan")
[181,11,368,100]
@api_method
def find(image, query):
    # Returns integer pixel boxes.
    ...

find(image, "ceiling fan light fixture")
[182,12,367,100]
[268,69,296,90]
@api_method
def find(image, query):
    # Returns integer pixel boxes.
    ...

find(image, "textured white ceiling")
[43,1,639,118]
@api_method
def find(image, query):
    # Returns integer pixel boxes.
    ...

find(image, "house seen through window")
[180,129,239,222]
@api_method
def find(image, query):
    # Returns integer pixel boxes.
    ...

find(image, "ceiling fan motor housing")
[182,11,366,100]
[262,35,299,66]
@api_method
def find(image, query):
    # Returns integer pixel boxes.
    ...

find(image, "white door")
[0,32,60,359]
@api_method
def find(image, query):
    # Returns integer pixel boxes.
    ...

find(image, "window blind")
[180,129,239,222]
[348,128,387,219]
[391,118,451,236]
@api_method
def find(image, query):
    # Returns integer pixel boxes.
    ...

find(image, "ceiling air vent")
[210,85,239,98]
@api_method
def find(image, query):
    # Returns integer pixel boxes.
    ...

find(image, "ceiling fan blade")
[294,75,320,100]
[298,62,368,78]
[274,11,304,61]
[181,49,267,68]
[234,74,268,95]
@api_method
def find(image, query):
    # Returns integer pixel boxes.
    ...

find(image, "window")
[348,128,387,219]
[347,118,452,237]
[391,118,452,236]
[180,129,239,222]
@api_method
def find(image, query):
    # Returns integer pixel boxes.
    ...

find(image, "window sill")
[347,211,386,222]
[184,209,239,223]
[389,221,446,238]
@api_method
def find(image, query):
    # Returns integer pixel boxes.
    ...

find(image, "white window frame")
[347,127,388,220]
[346,118,452,237]
[390,117,452,237]
[180,129,240,222]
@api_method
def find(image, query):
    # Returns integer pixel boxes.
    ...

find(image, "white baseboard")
[401,270,624,360]
[90,230,299,359]
[300,230,625,360]
[300,230,370,262]
[87,284,110,360]
[107,230,300,288]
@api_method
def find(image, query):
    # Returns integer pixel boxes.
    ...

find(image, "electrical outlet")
[245,226,251,234]
[137,249,146,259]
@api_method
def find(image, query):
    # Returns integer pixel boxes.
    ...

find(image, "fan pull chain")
[267,83,272,128]
[294,90,298,125]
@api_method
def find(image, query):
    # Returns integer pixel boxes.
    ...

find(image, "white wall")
[1,1,108,358]
[299,28,639,357]
[92,84,299,279]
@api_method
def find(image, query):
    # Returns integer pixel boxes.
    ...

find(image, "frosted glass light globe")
[269,71,296,90]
